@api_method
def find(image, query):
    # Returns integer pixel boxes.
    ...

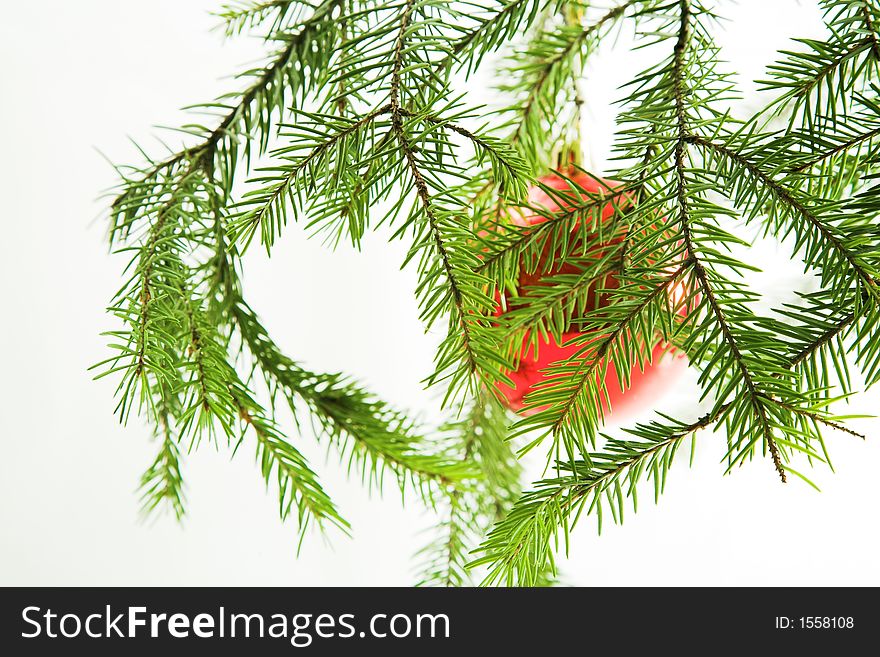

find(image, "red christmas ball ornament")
[493,171,688,418]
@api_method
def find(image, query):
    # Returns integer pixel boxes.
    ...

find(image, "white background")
[1,0,878,586]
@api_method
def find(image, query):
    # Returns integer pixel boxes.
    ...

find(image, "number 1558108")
[776,617,854,630]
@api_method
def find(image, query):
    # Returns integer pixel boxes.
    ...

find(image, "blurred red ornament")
[493,172,688,417]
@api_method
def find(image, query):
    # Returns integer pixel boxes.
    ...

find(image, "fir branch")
[520,1,638,122]
[132,161,204,379]
[111,0,343,226]
[217,0,304,35]
[472,412,708,586]
[500,1,644,167]
[496,261,620,342]
[671,158,786,478]
[670,0,791,481]
[229,103,393,251]
[131,210,178,382]
[792,123,880,172]
[387,5,500,393]
[100,0,880,586]
[512,263,688,461]
[767,397,866,440]
[229,300,470,494]
[417,491,474,587]
[237,402,348,534]
[443,0,545,71]
[474,294,867,586]
[184,284,346,535]
[138,412,186,521]
[687,134,879,300]
[98,167,205,426]
[396,123,482,378]
[760,0,880,122]
[789,311,856,368]
[417,415,482,587]
[764,37,873,114]
[404,109,531,199]
[416,392,522,587]
[474,176,628,279]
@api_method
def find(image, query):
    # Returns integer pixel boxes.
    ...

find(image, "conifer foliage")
[98,0,880,585]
